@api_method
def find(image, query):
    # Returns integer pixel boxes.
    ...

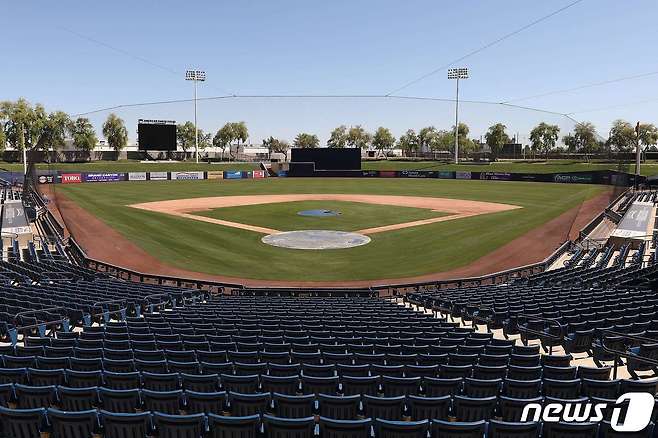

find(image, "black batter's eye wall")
[291,148,361,171]
[138,123,177,151]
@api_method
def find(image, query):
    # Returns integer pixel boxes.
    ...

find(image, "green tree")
[397,129,419,156]
[564,121,598,160]
[213,124,233,160]
[450,123,476,156]
[454,122,470,139]
[418,126,437,152]
[346,125,371,149]
[199,131,212,150]
[327,125,348,148]
[262,136,290,160]
[428,130,453,152]
[176,121,197,153]
[371,127,395,155]
[637,123,658,152]
[607,120,635,153]
[70,117,97,157]
[231,121,248,147]
[484,123,511,160]
[1,99,71,162]
[529,122,560,159]
[102,113,128,159]
[216,121,248,159]
[0,122,6,153]
[562,133,577,153]
[293,132,319,148]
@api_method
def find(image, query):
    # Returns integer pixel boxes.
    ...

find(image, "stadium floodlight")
[185,69,206,163]
[448,67,468,164]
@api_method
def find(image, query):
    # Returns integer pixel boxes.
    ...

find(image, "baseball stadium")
[2,1,658,437]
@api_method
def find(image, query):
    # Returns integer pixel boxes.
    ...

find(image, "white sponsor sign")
[171,171,204,180]
[128,172,147,181]
[149,172,168,181]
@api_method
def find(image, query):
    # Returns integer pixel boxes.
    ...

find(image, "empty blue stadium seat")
[152,412,206,438]
[47,408,99,438]
[0,406,46,438]
[263,414,316,438]
[207,413,261,438]
[375,418,429,438]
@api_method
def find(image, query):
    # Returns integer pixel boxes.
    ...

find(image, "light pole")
[185,69,206,163]
[448,67,468,164]
[635,121,641,188]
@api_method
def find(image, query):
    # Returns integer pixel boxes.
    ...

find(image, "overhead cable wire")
[566,96,658,115]
[384,0,586,96]
[72,93,571,118]
[57,25,235,96]
[501,69,658,103]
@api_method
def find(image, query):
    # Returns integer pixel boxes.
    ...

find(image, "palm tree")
[102,113,128,160]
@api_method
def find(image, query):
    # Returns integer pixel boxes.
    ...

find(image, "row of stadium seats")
[0,368,648,397]
[1,384,655,423]
[3,407,614,438]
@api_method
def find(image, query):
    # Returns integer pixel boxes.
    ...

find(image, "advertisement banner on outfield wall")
[37,175,55,184]
[149,172,168,181]
[400,170,438,178]
[456,171,472,180]
[207,171,224,180]
[512,173,553,183]
[479,172,512,181]
[224,171,242,179]
[553,173,594,184]
[61,173,82,184]
[128,172,147,181]
[241,171,252,179]
[362,170,379,177]
[84,173,125,183]
[379,171,397,178]
[171,171,204,180]
[438,171,455,179]
[252,170,266,179]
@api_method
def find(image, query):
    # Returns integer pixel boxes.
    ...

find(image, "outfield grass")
[197,200,449,232]
[2,159,658,175]
[56,178,605,281]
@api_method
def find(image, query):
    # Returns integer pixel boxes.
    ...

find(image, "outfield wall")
[30,168,642,186]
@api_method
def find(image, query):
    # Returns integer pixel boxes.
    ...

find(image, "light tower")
[448,67,469,164]
[185,69,206,163]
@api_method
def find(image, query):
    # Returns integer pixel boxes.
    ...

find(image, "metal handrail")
[469,309,566,354]
[13,306,70,338]
[90,298,130,321]
[14,307,68,323]
[597,328,658,379]
[144,293,173,311]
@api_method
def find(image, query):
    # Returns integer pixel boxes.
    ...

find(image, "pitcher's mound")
[262,230,371,250]
[298,209,341,217]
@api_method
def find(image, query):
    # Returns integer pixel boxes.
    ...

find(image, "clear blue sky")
[2,0,657,145]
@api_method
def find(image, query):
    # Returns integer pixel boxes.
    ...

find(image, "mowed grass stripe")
[195,200,450,232]
[56,178,606,281]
